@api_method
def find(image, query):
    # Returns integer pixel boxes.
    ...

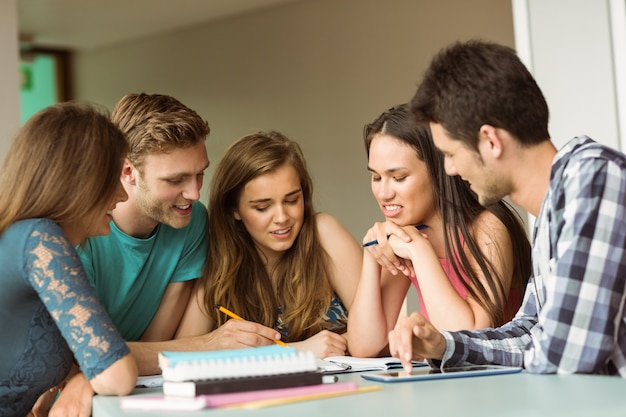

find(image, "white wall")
[13,0,624,316]
[513,0,624,151]
[70,0,515,314]
[512,0,626,230]
[0,0,21,161]
[72,0,516,244]
[13,0,624,315]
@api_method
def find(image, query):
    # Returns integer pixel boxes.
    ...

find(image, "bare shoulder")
[314,212,360,250]
[471,210,511,245]
[315,212,345,234]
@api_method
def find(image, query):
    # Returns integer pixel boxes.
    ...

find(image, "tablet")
[360,365,522,382]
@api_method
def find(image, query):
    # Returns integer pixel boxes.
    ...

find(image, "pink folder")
[120,382,358,411]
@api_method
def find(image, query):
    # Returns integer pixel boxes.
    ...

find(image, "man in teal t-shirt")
[76,93,211,372]
[79,200,207,341]
[75,93,279,366]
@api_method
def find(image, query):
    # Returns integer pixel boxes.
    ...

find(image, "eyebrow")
[367,166,407,174]
[248,188,302,204]
[161,162,211,179]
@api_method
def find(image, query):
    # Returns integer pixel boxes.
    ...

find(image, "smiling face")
[367,133,436,226]
[134,140,209,229]
[429,122,506,206]
[234,163,305,262]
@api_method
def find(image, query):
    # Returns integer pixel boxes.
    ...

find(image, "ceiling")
[18,0,304,51]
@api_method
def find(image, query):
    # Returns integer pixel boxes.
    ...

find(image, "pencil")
[215,304,245,320]
[214,304,288,347]
[229,385,382,409]
[362,224,428,248]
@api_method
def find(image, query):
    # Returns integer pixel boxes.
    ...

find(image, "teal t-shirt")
[78,201,208,341]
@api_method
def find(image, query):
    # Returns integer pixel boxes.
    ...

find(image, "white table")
[93,370,626,417]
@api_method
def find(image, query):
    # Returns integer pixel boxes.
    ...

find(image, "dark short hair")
[410,40,550,151]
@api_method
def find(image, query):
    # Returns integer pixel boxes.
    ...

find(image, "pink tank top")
[409,244,521,323]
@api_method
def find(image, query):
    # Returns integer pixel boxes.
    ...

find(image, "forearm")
[412,251,482,330]
[49,372,94,417]
[441,316,534,368]
[129,337,207,375]
[89,353,137,396]
[389,234,489,330]
[436,289,538,368]
[133,319,287,375]
[348,256,400,357]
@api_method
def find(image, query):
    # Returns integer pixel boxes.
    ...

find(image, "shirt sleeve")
[439,279,537,367]
[523,156,626,374]
[439,155,626,375]
[23,222,130,380]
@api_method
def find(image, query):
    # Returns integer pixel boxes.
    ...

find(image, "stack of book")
[158,344,325,397]
[120,345,382,411]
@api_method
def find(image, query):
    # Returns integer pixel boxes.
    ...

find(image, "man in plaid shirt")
[385,40,626,376]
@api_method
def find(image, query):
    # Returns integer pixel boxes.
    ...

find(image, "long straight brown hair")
[364,104,532,326]
[202,131,333,341]
[0,102,127,237]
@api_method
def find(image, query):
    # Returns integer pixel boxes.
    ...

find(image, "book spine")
[163,371,324,397]
[160,349,318,382]
[159,345,298,367]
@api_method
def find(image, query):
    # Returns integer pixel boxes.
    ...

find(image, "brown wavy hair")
[111,93,210,168]
[0,101,127,238]
[202,131,333,341]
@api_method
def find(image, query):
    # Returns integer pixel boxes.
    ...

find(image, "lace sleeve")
[23,223,130,380]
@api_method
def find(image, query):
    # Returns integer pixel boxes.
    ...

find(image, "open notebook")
[318,356,427,373]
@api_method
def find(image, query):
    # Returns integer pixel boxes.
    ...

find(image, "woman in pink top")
[348,104,531,357]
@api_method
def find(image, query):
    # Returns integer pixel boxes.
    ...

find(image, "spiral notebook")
[158,345,318,382]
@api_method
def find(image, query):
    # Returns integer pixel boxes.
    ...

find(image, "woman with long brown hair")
[348,104,531,357]
[0,102,137,416]
[178,131,362,357]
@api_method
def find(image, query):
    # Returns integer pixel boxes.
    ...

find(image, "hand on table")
[388,312,447,374]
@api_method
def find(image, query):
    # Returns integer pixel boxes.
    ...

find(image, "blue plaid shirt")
[439,136,626,376]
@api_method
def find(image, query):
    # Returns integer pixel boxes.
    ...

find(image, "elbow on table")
[90,354,139,396]
[348,341,386,358]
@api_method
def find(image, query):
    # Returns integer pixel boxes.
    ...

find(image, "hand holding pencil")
[215,304,288,347]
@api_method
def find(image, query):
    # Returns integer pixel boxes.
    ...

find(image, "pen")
[362,224,428,248]
[328,360,352,371]
[215,304,288,347]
